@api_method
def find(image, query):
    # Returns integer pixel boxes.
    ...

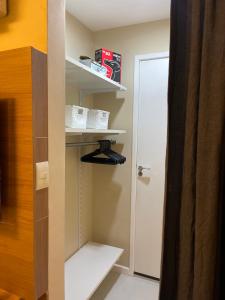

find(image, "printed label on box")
[95,48,122,83]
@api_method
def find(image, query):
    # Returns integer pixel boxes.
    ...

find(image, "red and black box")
[95,48,122,83]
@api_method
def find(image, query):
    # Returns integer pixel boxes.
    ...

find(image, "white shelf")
[66,128,127,136]
[66,56,127,93]
[65,242,124,300]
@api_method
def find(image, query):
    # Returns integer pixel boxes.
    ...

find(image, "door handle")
[138,166,151,177]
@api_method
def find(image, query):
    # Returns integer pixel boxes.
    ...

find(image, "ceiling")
[66,0,170,32]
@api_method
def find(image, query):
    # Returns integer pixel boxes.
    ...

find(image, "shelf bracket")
[79,90,86,106]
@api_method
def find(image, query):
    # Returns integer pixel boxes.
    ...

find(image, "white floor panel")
[65,242,123,300]
[91,272,160,300]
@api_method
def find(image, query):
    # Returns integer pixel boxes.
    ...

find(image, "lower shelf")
[65,242,124,300]
[66,128,127,136]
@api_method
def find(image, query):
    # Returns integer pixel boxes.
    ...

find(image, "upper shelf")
[66,56,127,93]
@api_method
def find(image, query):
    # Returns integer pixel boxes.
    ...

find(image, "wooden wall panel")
[0,289,21,300]
[0,0,7,18]
[32,48,48,299]
[0,47,48,299]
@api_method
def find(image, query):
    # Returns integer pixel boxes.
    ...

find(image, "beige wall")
[66,11,94,59]
[93,20,170,266]
[65,14,170,267]
[65,14,95,260]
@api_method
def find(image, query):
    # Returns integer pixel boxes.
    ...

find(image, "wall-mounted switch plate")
[0,0,7,18]
[36,161,49,190]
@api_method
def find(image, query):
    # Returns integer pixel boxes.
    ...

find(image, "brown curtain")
[159,0,225,300]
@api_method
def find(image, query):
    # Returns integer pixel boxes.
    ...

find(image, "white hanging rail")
[66,140,116,148]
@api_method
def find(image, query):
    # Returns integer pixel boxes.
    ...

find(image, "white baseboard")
[113,264,130,275]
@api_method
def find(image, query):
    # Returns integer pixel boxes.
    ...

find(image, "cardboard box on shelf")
[95,48,122,83]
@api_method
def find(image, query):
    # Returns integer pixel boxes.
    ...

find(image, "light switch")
[36,161,49,190]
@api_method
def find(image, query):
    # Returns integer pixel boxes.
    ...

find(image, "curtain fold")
[159,0,225,299]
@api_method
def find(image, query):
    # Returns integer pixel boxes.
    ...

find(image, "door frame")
[130,52,169,275]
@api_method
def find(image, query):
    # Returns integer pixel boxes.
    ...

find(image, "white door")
[134,55,169,278]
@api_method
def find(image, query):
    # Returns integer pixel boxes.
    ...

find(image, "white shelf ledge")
[66,128,127,136]
[66,56,127,93]
[65,242,124,300]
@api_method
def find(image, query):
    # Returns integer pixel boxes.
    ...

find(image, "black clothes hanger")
[81,140,126,165]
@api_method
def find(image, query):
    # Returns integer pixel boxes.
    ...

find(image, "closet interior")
[64,7,128,300]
